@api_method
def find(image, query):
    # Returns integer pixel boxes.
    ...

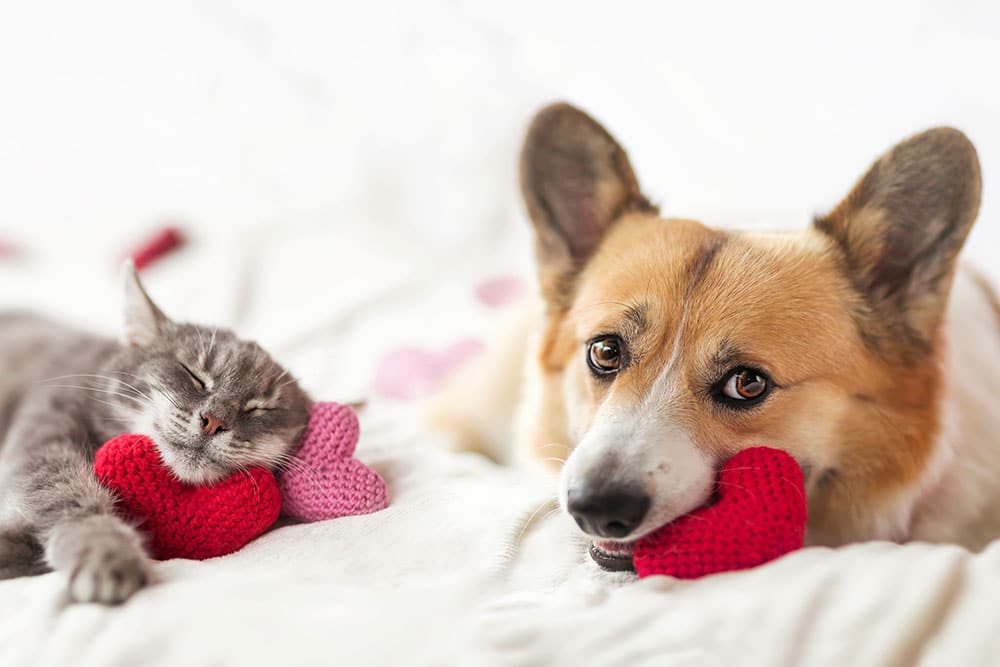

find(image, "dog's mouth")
[589,540,636,572]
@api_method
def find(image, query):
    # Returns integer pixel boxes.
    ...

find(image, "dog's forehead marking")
[686,234,728,295]
[568,219,731,416]
[640,233,729,413]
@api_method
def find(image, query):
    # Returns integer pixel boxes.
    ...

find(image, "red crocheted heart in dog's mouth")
[588,447,807,578]
[632,447,806,579]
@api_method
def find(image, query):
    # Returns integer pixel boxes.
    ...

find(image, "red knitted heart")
[633,447,807,579]
[94,434,281,560]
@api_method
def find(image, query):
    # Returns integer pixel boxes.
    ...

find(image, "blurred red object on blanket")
[128,226,185,270]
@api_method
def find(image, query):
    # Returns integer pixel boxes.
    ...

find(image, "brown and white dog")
[434,102,1000,571]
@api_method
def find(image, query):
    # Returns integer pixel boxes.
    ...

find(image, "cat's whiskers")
[149,383,181,410]
[195,328,209,363]
[207,327,218,360]
[78,372,155,404]
[254,450,302,472]
[95,415,134,426]
[39,374,151,404]
[255,450,322,482]
[73,394,134,415]
[255,452,352,511]
[42,372,148,395]
[235,466,261,497]
[39,374,154,405]
[276,375,302,391]
[109,378,154,404]
[38,383,153,411]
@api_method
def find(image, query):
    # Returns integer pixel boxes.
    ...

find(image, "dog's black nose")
[567,485,650,538]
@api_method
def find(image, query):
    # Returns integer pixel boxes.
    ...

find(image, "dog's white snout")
[561,410,717,540]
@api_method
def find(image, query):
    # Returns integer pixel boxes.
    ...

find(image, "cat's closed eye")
[179,362,207,391]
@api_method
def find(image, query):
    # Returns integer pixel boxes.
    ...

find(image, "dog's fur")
[433,102,1000,555]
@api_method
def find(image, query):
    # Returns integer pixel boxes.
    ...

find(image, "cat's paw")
[0,525,49,580]
[68,539,151,604]
[49,516,152,604]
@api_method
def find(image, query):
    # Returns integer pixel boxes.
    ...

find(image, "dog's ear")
[520,103,655,310]
[815,127,981,353]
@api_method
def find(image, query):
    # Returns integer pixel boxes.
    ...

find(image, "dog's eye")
[179,363,207,391]
[587,336,624,375]
[720,368,769,403]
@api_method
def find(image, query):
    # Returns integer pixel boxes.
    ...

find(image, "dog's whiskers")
[512,496,560,546]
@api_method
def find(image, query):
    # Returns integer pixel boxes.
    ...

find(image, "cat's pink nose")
[200,413,228,436]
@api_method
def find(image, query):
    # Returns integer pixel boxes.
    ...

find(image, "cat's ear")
[520,102,655,311]
[814,127,981,353]
[121,260,169,347]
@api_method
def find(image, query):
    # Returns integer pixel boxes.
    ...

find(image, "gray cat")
[0,262,311,604]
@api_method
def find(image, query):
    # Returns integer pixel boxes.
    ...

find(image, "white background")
[1,0,997,281]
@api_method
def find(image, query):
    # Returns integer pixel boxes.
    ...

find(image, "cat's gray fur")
[0,263,311,603]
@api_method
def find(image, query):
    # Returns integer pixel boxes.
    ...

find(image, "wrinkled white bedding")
[2,222,999,667]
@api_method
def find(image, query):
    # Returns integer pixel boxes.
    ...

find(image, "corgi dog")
[433,102,1000,571]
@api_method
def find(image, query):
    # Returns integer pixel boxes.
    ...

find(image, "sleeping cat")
[0,262,311,604]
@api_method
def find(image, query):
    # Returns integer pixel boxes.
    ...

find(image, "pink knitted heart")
[278,402,389,522]
[0,239,19,259]
[374,339,485,400]
[475,275,525,308]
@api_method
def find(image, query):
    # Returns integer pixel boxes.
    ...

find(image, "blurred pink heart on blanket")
[278,402,389,522]
[0,240,19,259]
[475,276,525,308]
[374,338,484,400]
